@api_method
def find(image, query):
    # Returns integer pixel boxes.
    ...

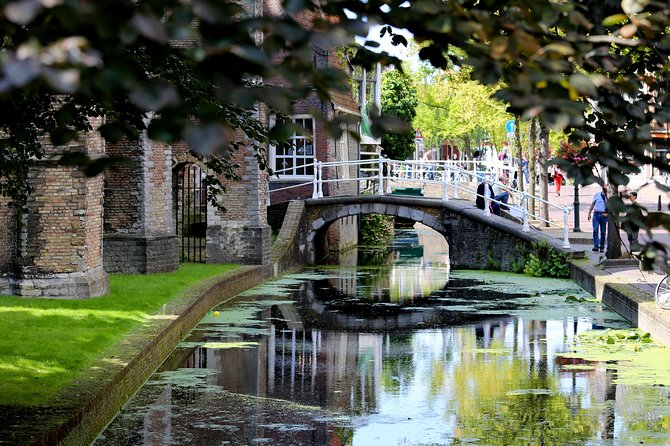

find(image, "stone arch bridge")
[271,195,584,273]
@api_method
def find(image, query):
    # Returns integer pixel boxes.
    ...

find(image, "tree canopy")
[412,64,509,154]
[0,0,357,211]
[381,68,418,160]
[2,0,670,260]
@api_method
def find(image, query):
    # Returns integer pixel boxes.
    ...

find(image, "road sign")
[505,120,516,133]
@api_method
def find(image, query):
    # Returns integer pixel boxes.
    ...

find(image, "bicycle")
[655,274,670,309]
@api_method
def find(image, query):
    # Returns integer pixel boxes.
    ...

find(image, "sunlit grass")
[0,263,235,406]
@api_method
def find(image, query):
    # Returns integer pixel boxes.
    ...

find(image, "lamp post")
[573,183,581,232]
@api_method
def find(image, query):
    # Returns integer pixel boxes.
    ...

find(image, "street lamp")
[573,182,581,232]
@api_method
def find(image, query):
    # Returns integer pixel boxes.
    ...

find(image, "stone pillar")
[0,121,110,298]
[103,131,179,274]
[206,143,272,265]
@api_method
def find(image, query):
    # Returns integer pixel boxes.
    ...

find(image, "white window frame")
[270,114,316,181]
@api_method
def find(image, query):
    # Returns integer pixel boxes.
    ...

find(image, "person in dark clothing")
[476,180,498,215]
[624,191,640,250]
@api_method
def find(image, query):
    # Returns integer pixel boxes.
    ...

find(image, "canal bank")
[5,246,670,445]
[570,252,670,347]
[0,265,272,446]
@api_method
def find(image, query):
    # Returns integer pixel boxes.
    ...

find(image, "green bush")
[360,214,395,246]
[524,240,570,278]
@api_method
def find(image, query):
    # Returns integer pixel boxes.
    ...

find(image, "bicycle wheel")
[655,275,670,309]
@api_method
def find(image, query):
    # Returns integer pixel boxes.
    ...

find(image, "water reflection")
[95,225,670,446]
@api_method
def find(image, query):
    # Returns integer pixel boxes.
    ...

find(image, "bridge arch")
[305,200,449,263]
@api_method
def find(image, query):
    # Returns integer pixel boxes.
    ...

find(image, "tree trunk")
[539,124,549,226]
[606,183,622,259]
[463,135,472,161]
[528,118,538,212]
[515,116,523,192]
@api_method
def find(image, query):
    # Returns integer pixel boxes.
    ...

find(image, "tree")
[0,0,354,214]
[3,0,670,261]
[335,0,670,262]
[381,68,418,160]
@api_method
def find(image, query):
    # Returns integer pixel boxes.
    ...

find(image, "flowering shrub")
[553,141,592,166]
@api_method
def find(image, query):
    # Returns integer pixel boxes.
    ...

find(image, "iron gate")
[174,163,207,262]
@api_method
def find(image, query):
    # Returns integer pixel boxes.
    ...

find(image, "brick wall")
[0,196,16,274]
[104,140,143,233]
[103,131,178,274]
[25,161,100,274]
[207,134,271,265]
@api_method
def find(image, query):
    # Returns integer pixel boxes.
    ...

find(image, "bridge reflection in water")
[95,225,670,446]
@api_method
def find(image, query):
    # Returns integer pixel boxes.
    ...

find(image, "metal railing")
[267,157,573,248]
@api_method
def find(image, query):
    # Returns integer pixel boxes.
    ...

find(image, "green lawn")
[0,263,236,407]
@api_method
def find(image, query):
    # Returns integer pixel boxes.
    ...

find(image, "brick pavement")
[542,175,670,303]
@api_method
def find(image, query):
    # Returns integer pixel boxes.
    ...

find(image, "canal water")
[95,225,670,445]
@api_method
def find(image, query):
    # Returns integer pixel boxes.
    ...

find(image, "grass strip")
[0,263,235,407]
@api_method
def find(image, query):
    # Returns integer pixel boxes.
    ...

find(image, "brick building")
[265,6,368,256]
[0,0,364,298]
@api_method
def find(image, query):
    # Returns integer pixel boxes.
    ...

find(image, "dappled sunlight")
[147,314,179,321]
[0,264,232,407]
[0,306,150,323]
[95,357,129,368]
[0,357,66,377]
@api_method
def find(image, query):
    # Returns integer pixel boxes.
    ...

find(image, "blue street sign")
[505,119,516,133]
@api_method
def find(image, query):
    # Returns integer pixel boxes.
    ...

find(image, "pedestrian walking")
[552,165,564,196]
[587,184,608,253]
[624,191,640,251]
[521,155,529,185]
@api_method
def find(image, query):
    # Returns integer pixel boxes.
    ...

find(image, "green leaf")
[602,14,629,27]
[129,80,180,111]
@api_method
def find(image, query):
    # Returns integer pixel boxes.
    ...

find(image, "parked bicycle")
[655,274,670,309]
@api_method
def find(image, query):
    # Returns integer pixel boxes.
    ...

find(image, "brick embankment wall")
[17,265,272,446]
[571,260,670,347]
[270,200,308,276]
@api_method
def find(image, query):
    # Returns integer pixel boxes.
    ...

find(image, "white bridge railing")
[268,157,572,248]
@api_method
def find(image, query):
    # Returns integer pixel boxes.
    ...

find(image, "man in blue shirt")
[587,184,609,253]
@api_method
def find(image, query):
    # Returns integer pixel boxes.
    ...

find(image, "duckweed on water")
[559,329,670,386]
[200,341,259,349]
[238,272,332,297]
[449,270,584,295]
[200,307,264,326]
[506,389,554,396]
[152,368,220,388]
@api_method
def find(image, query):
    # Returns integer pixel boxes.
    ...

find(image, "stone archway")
[305,203,449,264]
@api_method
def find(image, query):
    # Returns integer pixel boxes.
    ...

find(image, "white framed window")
[271,115,315,178]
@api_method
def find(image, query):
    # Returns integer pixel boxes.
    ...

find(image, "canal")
[95,225,670,445]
